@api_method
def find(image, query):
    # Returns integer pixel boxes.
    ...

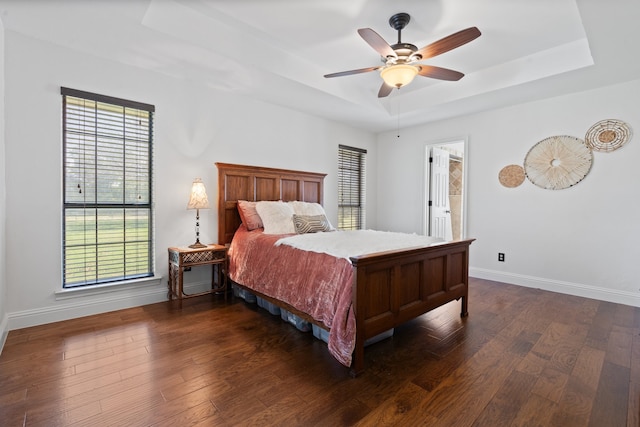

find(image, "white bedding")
[275,229,445,262]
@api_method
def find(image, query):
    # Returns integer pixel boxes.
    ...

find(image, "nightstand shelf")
[167,244,227,300]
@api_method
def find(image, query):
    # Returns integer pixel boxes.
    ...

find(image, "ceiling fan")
[324,13,481,98]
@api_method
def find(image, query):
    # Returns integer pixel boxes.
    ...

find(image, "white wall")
[0,17,8,349]
[3,31,376,330]
[377,78,640,306]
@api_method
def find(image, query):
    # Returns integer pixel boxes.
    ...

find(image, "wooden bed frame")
[216,162,475,376]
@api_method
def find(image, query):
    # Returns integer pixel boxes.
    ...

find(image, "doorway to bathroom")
[424,138,467,241]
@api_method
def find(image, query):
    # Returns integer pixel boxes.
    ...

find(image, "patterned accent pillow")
[293,214,334,234]
[237,200,263,230]
[289,201,335,230]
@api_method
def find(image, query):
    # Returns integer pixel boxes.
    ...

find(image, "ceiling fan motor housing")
[388,43,419,63]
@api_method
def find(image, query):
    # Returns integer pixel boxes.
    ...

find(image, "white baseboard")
[6,280,212,332]
[470,267,640,308]
[8,287,167,331]
[0,313,8,355]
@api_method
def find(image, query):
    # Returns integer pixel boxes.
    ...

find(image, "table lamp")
[187,178,210,248]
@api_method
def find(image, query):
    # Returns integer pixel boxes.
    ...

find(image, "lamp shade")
[380,64,419,89]
[187,178,210,210]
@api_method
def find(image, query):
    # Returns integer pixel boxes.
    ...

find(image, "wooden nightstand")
[167,244,227,300]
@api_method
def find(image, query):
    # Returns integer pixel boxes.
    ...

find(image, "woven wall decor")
[498,164,525,188]
[524,135,593,190]
[585,119,632,152]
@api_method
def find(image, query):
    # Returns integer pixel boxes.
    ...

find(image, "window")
[338,145,366,230]
[62,87,155,288]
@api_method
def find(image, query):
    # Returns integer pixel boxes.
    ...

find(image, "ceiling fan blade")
[358,28,396,58]
[417,65,464,81]
[415,27,481,60]
[324,66,381,78]
[378,82,394,98]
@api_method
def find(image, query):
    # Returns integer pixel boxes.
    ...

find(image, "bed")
[216,162,475,376]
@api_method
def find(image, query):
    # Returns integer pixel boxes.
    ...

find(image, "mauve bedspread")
[227,225,356,366]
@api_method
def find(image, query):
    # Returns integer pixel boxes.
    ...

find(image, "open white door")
[429,147,453,241]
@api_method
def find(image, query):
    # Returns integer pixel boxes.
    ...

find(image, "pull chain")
[396,95,401,138]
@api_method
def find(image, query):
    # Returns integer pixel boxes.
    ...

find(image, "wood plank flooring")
[1,278,638,426]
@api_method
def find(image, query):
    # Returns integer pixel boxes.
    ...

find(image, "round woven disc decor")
[585,119,632,152]
[524,135,593,190]
[498,164,525,188]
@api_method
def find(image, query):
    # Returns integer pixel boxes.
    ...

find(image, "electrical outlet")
[498,253,505,262]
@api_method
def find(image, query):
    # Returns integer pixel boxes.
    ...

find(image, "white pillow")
[255,201,296,234]
[289,201,335,230]
[288,201,326,216]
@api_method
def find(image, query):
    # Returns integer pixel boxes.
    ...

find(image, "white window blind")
[62,87,155,288]
[338,145,366,230]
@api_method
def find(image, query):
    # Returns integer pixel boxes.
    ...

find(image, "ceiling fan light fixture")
[380,64,418,89]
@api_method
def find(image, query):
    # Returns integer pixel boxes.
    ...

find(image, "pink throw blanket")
[228,225,356,366]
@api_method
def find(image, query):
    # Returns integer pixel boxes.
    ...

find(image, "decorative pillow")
[237,200,263,231]
[293,214,334,234]
[255,201,296,234]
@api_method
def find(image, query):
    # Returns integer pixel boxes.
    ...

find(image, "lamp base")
[188,240,207,249]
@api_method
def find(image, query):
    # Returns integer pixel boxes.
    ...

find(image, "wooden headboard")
[215,163,327,245]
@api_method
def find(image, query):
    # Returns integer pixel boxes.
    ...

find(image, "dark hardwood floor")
[1,278,638,426]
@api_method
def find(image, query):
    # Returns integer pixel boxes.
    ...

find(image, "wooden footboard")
[349,238,475,376]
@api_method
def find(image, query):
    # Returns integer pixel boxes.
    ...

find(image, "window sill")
[55,276,163,300]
